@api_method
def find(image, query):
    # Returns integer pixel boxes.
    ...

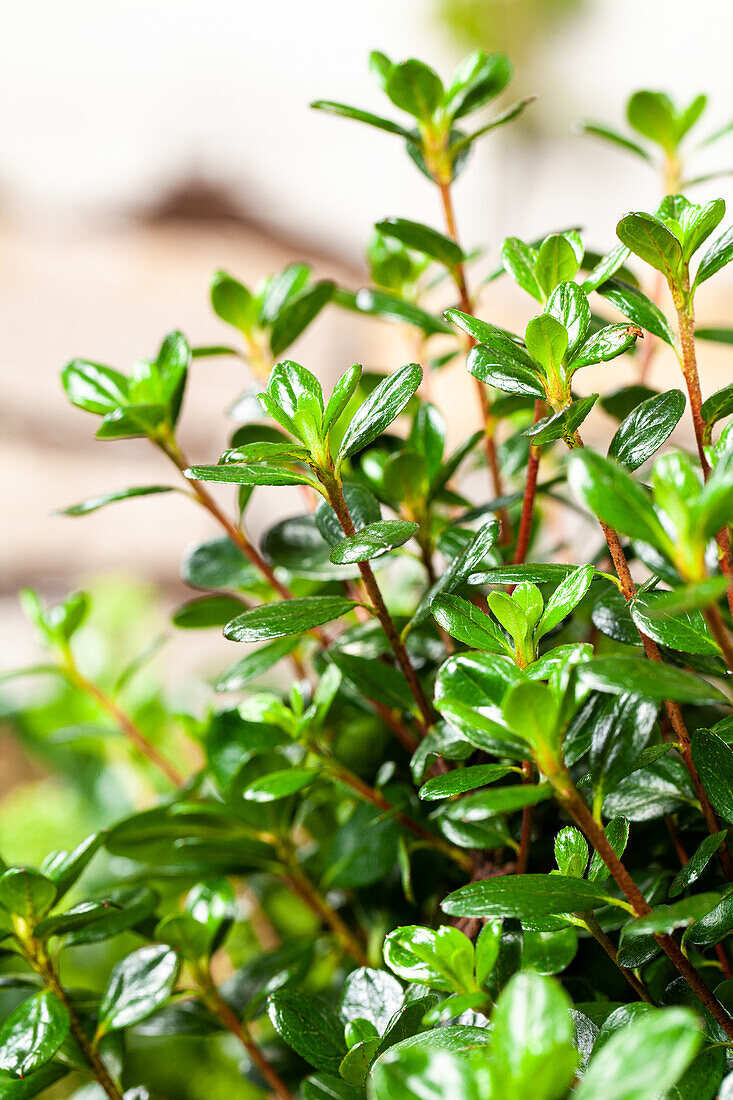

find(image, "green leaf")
[466,336,546,398]
[242,767,318,803]
[270,281,334,357]
[0,993,69,1079]
[97,945,180,1035]
[627,91,678,153]
[65,886,159,945]
[567,450,672,552]
[61,359,128,415]
[385,60,443,122]
[339,968,403,1033]
[701,383,733,440]
[172,595,245,629]
[621,893,721,939]
[694,225,733,287]
[534,564,594,642]
[669,831,728,897]
[573,1007,701,1100]
[352,289,452,336]
[608,390,685,470]
[443,874,618,920]
[554,827,589,878]
[596,279,676,346]
[587,817,630,883]
[225,596,358,642]
[691,730,733,822]
[503,682,560,762]
[522,928,578,976]
[501,237,543,302]
[525,395,599,445]
[316,484,381,545]
[55,484,176,517]
[580,656,727,704]
[444,50,512,119]
[490,972,577,1100]
[630,595,719,656]
[581,243,634,293]
[310,100,412,138]
[617,213,683,285]
[370,1046,480,1100]
[535,234,582,298]
[328,650,414,713]
[433,651,525,755]
[323,364,362,435]
[0,1064,68,1098]
[214,637,299,692]
[375,218,464,270]
[577,120,652,162]
[185,463,319,489]
[268,991,346,1073]
[431,594,511,655]
[210,270,254,331]
[181,537,261,592]
[338,363,423,461]
[524,314,568,376]
[383,925,475,993]
[330,521,418,564]
[40,832,104,900]
[419,763,515,801]
[0,870,56,922]
[546,282,591,358]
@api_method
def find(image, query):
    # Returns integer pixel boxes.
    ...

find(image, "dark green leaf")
[577,120,652,162]
[692,730,733,822]
[267,991,347,1073]
[567,450,672,551]
[596,279,676,346]
[617,212,682,284]
[61,359,128,415]
[210,270,254,331]
[376,218,464,269]
[56,485,175,517]
[330,521,417,564]
[338,363,423,460]
[0,993,69,1079]
[669,832,727,897]
[431,594,511,655]
[310,101,412,138]
[97,945,180,1034]
[172,595,245,629]
[694,226,733,287]
[385,60,443,122]
[185,464,319,489]
[224,596,358,642]
[630,595,719,655]
[419,763,515,801]
[270,281,334,357]
[580,656,726,704]
[352,289,452,336]
[214,637,299,692]
[608,390,685,470]
[0,870,56,922]
[443,874,618,920]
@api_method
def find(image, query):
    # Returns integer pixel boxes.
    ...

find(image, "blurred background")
[2,0,733,853]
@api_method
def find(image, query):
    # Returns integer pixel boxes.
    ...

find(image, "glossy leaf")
[97,945,180,1034]
[224,596,359,641]
[608,390,685,470]
[691,730,733,822]
[443,874,618,920]
[330,521,417,564]
[56,485,176,517]
[338,363,423,461]
[268,991,347,1073]
[0,993,69,1079]
[375,218,464,270]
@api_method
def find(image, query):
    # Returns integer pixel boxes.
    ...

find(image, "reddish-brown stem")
[673,294,733,621]
[197,973,295,1100]
[65,661,185,787]
[326,756,473,873]
[277,853,369,967]
[512,400,545,573]
[569,432,733,880]
[34,951,123,1100]
[557,779,733,1037]
[515,759,535,876]
[704,603,733,673]
[581,911,655,1003]
[437,180,511,542]
[323,476,434,732]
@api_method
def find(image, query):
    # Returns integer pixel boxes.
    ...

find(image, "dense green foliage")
[4,48,733,1100]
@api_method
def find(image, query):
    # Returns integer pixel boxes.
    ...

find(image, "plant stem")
[197,972,294,1100]
[555,778,733,1038]
[63,658,185,787]
[277,849,369,967]
[322,475,434,732]
[704,602,733,673]
[580,911,655,1004]
[33,950,123,1100]
[324,755,474,873]
[567,433,733,880]
[437,181,511,540]
[512,402,544,571]
[158,434,322,672]
[673,291,733,621]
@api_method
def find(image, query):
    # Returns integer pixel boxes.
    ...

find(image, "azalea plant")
[4,48,733,1100]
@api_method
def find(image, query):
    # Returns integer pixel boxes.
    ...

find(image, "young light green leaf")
[535,564,594,642]
[383,926,475,993]
[490,972,577,1100]
[338,363,423,460]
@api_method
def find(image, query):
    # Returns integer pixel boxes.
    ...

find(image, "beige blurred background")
[3,0,733,678]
